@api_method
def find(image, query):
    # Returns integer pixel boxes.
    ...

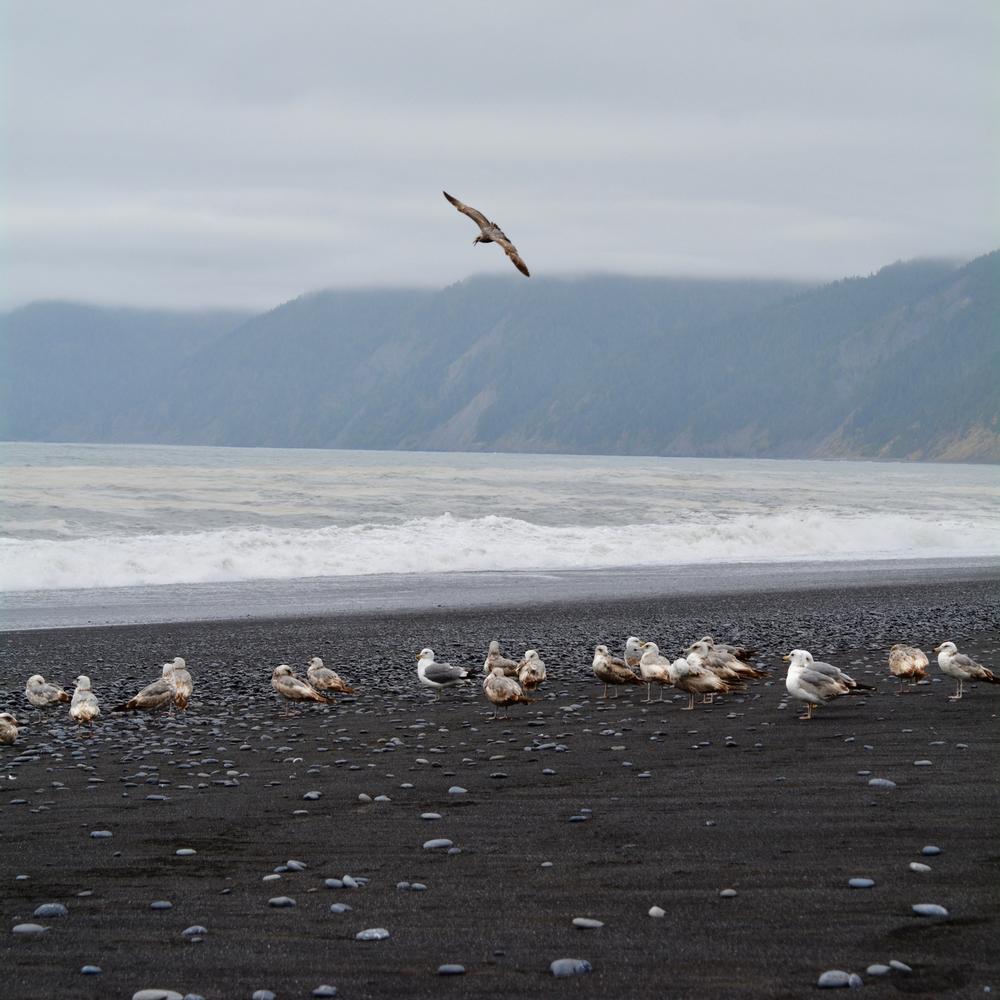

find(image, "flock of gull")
[1,638,995,745]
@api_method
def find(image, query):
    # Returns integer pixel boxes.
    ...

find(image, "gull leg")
[658,687,665,703]
[681,693,694,711]
[602,684,609,700]
[644,683,652,704]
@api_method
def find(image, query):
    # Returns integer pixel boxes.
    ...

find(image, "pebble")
[572,917,603,929]
[268,896,296,907]
[303,791,322,800]
[550,958,592,977]
[889,960,913,973]
[175,848,196,856]
[868,778,896,789]
[12,923,48,936]
[921,845,942,856]
[817,970,861,988]
[329,903,352,913]
[89,830,112,838]
[848,878,875,889]
[910,862,932,873]
[423,838,453,850]
[866,964,890,976]
[438,965,465,975]
[648,906,666,918]
[912,903,949,918]
[719,888,737,898]
[33,903,68,917]
[421,812,442,820]
[357,793,372,803]
[914,760,932,766]
[311,987,338,997]
[252,992,277,1000]
[181,925,208,939]
[448,786,467,795]
[325,878,344,889]
[81,965,102,975]
[150,901,173,910]
[132,992,184,1000]
[356,927,390,940]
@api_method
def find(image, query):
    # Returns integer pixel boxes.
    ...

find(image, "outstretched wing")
[443,191,490,230]
[494,235,530,276]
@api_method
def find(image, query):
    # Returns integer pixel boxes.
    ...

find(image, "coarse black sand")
[1,576,998,999]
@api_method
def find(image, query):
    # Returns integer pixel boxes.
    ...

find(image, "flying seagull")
[443,191,530,276]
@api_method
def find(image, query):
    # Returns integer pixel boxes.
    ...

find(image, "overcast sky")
[2,1,996,310]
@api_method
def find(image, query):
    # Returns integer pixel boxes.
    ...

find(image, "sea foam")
[1,511,996,592]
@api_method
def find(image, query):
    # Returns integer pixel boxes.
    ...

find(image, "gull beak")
[782,654,791,662]
[932,644,943,653]
[415,653,421,660]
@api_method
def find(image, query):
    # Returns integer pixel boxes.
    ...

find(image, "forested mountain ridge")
[2,253,997,461]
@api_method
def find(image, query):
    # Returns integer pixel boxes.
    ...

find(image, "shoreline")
[3,554,999,633]
[2,577,998,999]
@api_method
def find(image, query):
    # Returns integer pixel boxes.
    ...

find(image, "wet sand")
[1,576,998,999]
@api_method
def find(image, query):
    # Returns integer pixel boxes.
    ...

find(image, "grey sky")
[2,0,996,309]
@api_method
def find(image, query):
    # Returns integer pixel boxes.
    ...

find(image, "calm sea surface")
[1,442,997,628]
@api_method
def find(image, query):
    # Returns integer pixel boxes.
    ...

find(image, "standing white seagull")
[783,649,851,720]
[934,641,999,700]
[69,676,101,726]
[443,192,530,276]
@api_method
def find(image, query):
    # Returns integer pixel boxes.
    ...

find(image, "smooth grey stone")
[311,987,337,997]
[913,760,932,766]
[81,965,102,975]
[438,965,465,975]
[572,917,603,929]
[355,927,390,941]
[303,791,321,800]
[921,845,942,855]
[252,993,277,1000]
[357,793,372,803]
[648,906,666,918]
[182,925,208,937]
[329,903,352,913]
[33,903,68,917]
[550,958,592,977]
[175,848,196,856]
[848,878,875,888]
[909,862,932,872]
[447,786,467,794]
[912,903,948,918]
[286,860,307,871]
[817,970,852,988]
[324,878,344,889]
[889,960,912,973]
[341,875,359,888]
[182,995,206,1000]
[540,861,553,868]
[421,812,442,820]
[150,901,172,910]
[12,923,48,936]
[132,992,184,1000]
[268,896,296,907]
[719,888,738,898]
[867,778,896,789]
[423,838,453,849]
[866,964,890,976]
[89,830,112,838]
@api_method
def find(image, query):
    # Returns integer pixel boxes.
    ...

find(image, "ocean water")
[1,442,997,628]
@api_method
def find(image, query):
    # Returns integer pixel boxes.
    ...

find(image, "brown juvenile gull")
[483,640,520,676]
[0,712,19,745]
[111,664,176,713]
[69,675,101,726]
[417,648,470,698]
[166,657,193,710]
[25,674,71,707]
[592,644,643,699]
[483,666,534,721]
[687,639,767,681]
[442,191,530,276]
[934,641,999,701]
[516,649,546,691]
[888,644,929,694]
[306,656,356,695]
[272,664,334,712]
[637,642,673,703]
[668,653,733,711]
[783,649,851,720]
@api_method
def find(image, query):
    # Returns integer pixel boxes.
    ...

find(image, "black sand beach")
[2,575,999,999]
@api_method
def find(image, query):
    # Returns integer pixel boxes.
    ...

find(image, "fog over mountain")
[2,252,997,462]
